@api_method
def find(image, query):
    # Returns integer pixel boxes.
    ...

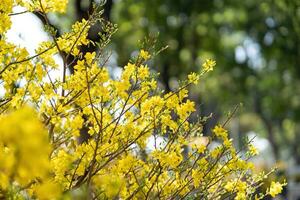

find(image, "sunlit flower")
[202,58,216,72]
[140,49,151,60]
[269,181,283,197]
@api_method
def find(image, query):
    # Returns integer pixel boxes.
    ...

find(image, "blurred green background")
[46,0,299,197]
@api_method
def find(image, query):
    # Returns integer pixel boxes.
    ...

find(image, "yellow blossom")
[212,125,228,140]
[249,144,259,156]
[202,58,216,72]
[235,192,246,200]
[188,72,200,84]
[269,181,283,197]
[140,49,151,60]
[138,64,150,80]
[224,181,235,192]
[0,107,51,188]
[33,180,62,200]
[0,2,283,199]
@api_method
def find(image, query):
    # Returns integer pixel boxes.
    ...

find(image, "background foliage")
[109,0,300,164]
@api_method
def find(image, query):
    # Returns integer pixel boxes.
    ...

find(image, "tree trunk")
[254,91,280,160]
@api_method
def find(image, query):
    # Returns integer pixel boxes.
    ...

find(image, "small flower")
[188,72,200,84]
[269,181,283,197]
[249,144,259,156]
[224,181,235,192]
[137,65,150,80]
[212,125,228,140]
[202,58,216,72]
[139,49,151,60]
[235,192,246,200]
[84,52,96,65]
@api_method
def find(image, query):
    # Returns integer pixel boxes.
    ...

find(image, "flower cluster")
[24,0,69,13]
[0,1,285,199]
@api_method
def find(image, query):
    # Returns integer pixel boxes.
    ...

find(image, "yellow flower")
[192,169,204,187]
[269,181,283,197]
[84,52,96,65]
[202,59,216,72]
[236,181,247,192]
[138,64,150,80]
[224,181,235,192]
[140,49,151,60]
[176,100,195,119]
[0,107,51,187]
[93,174,124,199]
[188,72,200,84]
[249,144,259,156]
[223,138,233,148]
[0,2,282,198]
[33,180,62,200]
[212,125,228,140]
[235,192,246,200]
[24,0,69,13]
[210,147,221,159]
[0,13,12,33]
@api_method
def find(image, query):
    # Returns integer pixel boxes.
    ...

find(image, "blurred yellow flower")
[202,59,216,72]
[269,181,283,197]
[249,144,259,156]
[188,72,200,84]
[140,49,151,60]
[213,125,228,140]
